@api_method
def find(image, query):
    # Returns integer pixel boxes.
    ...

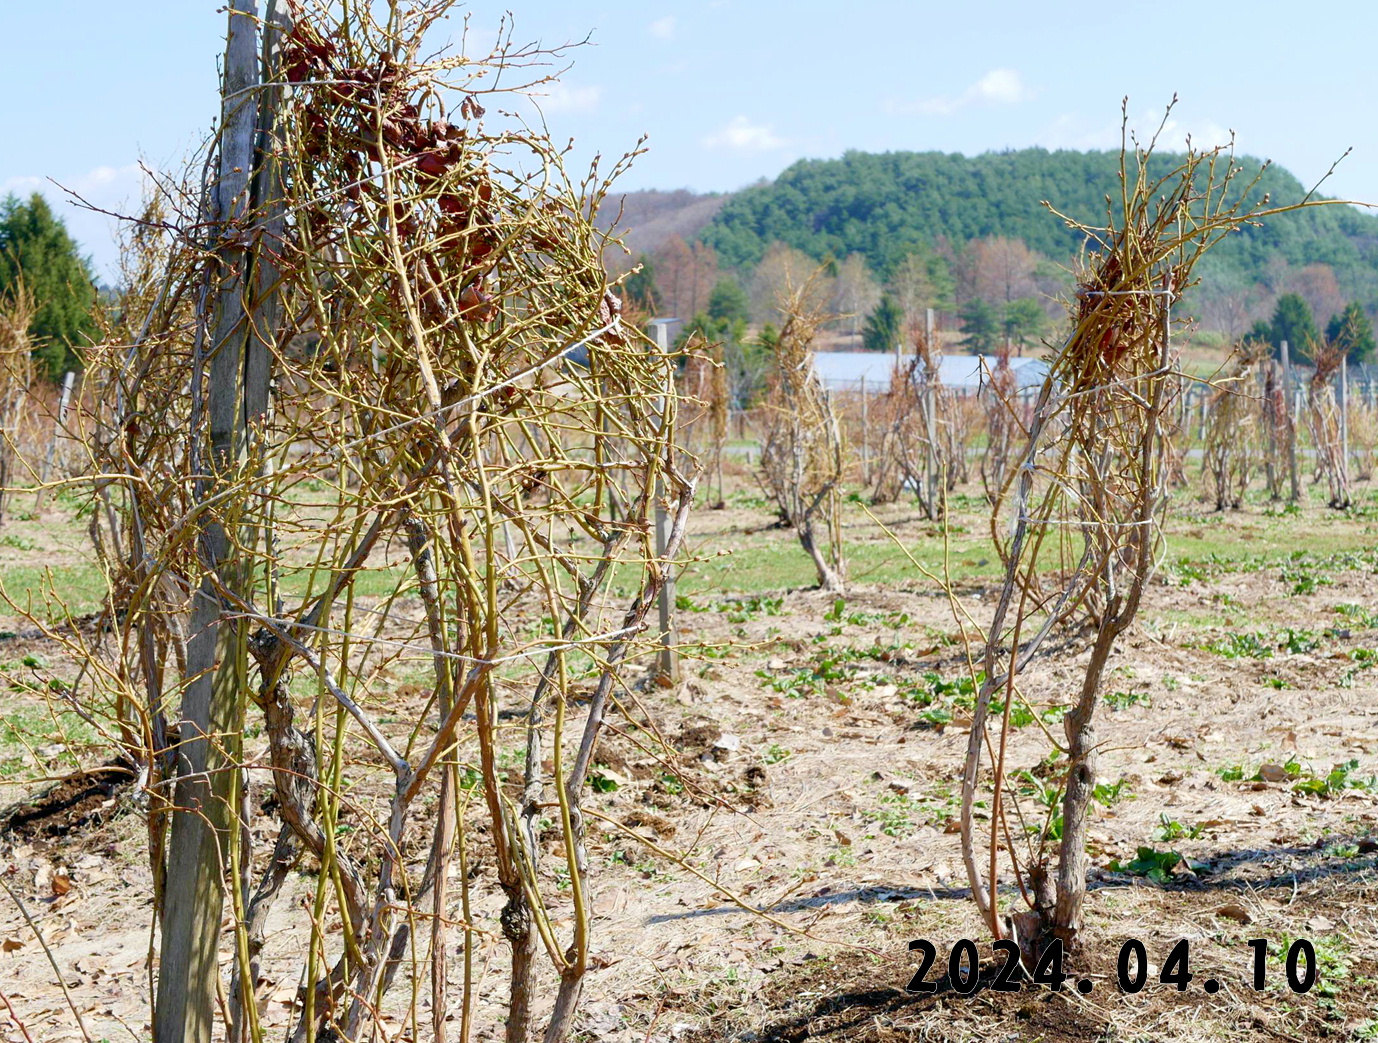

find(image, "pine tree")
[1325,302,1376,364]
[1002,297,1045,348]
[959,298,999,352]
[0,193,98,379]
[861,294,903,353]
[707,276,750,327]
[1267,292,1320,361]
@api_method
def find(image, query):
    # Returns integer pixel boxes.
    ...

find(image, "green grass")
[0,702,99,779]
[680,484,1378,598]
[0,565,109,618]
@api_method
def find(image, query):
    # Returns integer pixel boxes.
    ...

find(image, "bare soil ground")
[3,479,1378,1042]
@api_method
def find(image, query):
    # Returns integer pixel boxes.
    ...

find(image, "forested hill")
[701,148,1378,293]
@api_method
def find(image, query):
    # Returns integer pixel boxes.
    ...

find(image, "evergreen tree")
[959,298,999,352]
[1325,302,1376,364]
[1002,297,1045,347]
[707,276,750,327]
[0,193,98,379]
[861,294,903,353]
[1244,319,1273,346]
[1266,292,1320,361]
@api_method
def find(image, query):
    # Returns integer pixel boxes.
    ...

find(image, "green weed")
[1335,603,1378,629]
[763,743,791,765]
[1093,777,1133,807]
[1110,846,1206,884]
[1153,814,1206,842]
[1105,689,1150,710]
[1205,631,1274,659]
[1292,759,1377,798]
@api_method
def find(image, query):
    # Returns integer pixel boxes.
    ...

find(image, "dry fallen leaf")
[51,874,72,897]
[2,937,24,953]
[1258,763,1290,783]
[1216,903,1253,925]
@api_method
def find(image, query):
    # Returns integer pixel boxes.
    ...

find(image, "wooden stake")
[649,321,680,684]
[157,5,280,1041]
[1341,354,1349,474]
[1281,340,1300,503]
[35,370,75,512]
[860,374,869,486]
[923,307,939,519]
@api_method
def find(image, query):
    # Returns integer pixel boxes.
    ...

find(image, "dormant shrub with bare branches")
[680,333,729,507]
[866,358,912,505]
[0,285,35,526]
[894,328,945,518]
[942,388,981,489]
[979,343,1022,503]
[1202,340,1267,510]
[12,4,693,1043]
[872,323,976,516]
[1306,343,1350,508]
[758,280,846,592]
[957,110,1351,965]
[1348,395,1378,482]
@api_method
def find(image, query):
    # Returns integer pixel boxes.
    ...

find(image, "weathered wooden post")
[922,307,939,518]
[1281,340,1301,502]
[34,370,75,511]
[1261,358,1277,499]
[1341,354,1350,485]
[859,373,869,486]
[156,4,283,1041]
[648,319,681,683]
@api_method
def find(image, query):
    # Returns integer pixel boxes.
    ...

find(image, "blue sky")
[2,1,1375,278]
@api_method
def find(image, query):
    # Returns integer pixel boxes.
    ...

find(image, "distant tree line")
[651,147,1378,361]
[700,148,1378,298]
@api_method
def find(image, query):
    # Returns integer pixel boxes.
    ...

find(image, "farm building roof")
[810,351,1050,393]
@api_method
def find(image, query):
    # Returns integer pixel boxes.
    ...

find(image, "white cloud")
[1175,119,1235,151]
[536,82,603,114]
[701,115,786,152]
[2,164,141,199]
[969,69,1027,106]
[1038,109,1236,152]
[2,163,145,280]
[649,15,676,39]
[891,68,1031,117]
